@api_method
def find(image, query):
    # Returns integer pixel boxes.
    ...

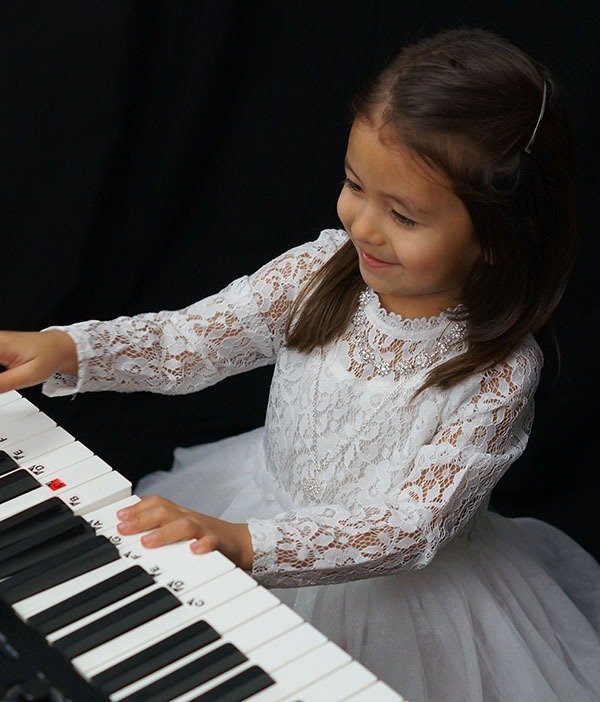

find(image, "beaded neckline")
[354,289,467,378]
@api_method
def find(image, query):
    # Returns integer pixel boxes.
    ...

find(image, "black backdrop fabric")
[1,1,598,559]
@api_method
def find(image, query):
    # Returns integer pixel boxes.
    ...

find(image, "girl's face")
[337,118,480,318]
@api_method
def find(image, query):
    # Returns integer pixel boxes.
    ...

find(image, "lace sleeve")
[42,229,347,396]
[248,341,542,588]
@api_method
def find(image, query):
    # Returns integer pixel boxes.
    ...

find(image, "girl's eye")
[343,176,418,228]
[342,176,362,192]
[391,210,417,228]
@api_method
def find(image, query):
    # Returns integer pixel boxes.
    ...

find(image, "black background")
[1,1,598,559]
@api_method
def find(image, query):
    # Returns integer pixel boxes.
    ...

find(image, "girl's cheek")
[392,247,429,273]
[396,239,442,274]
[336,191,352,229]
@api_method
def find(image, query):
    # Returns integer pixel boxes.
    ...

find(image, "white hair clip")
[524,80,548,154]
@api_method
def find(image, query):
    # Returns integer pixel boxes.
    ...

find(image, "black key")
[30,565,155,635]
[0,468,39,504]
[192,665,275,702]
[0,508,76,550]
[0,515,95,578]
[0,512,85,562]
[120,642,247,702]
[0,535,119,604]
[0,496,70,534]
[92,619,220,694]
[0,451,19,476]
[53,587,182,659]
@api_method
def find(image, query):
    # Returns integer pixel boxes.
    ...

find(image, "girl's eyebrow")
[344,158,432,217]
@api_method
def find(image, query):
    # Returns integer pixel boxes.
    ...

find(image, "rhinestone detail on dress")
[353,289,467,377]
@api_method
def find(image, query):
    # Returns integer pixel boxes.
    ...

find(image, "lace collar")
[363,287,466,338]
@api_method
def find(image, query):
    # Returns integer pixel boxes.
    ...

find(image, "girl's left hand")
[116,495,254,571]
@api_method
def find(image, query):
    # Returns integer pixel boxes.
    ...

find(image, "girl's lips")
[360,248,397,268]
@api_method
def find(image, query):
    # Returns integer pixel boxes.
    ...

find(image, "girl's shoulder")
[314,227,348,248]
[500,333,543,381]
[452,333,543,407]
[286,227,348,260]
[253,228,348,282]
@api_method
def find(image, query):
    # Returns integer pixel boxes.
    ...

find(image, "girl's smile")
[359,247,398,268]
[337,118,481,319]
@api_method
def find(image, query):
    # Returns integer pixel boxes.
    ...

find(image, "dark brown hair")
[285,26,578,391]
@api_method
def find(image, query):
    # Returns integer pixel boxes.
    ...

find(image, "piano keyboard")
[0,390,409,702]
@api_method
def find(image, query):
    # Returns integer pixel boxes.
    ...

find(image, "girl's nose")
[351,201,382,244]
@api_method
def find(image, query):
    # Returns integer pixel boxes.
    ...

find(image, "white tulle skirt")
[135,427,600,702]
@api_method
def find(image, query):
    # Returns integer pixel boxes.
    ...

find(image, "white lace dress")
[44,229,600,702]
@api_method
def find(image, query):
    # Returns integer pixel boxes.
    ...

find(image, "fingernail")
[142,533,156,546]
[117,508,129,519]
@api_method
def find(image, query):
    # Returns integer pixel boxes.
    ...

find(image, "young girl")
[0,26,598,702]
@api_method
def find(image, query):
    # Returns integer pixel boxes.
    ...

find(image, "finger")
[190,533,219,555]
[139,494,164,504]
[117,502,179,534]
[0,334,21,365]
[0,363,42,393]
[116,495,172,521]
[140,517,202,548]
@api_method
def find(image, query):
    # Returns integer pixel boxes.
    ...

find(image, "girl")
[0,27,598,702]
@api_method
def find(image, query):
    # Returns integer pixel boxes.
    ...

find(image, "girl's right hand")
[0,330,78,393]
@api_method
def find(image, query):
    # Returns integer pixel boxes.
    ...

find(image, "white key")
[225,603,303,655]
[0,487,48,522]
[25,445,102,483]
[249,622,327,671]
[0,397,39,427]
[9,427,76,467]
[252,640,352,701]
[14,558,135,619]
[67,470,132,515]
[205,583,281,634]
[76,567,259,677]
[0,455,114,521]
[344,680,408,701]
[113,542,234,589]
[0,412,56,448]
[278,660,376,701]
[47,455,113,489]
[0,390,21,407]
[103,530,160,557]
[148,548,235,593]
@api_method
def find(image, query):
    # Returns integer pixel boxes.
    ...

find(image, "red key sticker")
[46,478,66,491]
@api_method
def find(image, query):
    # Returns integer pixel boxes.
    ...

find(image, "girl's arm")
[247,341,542,587]
[41,229,346,397]
[112,338,541,581]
